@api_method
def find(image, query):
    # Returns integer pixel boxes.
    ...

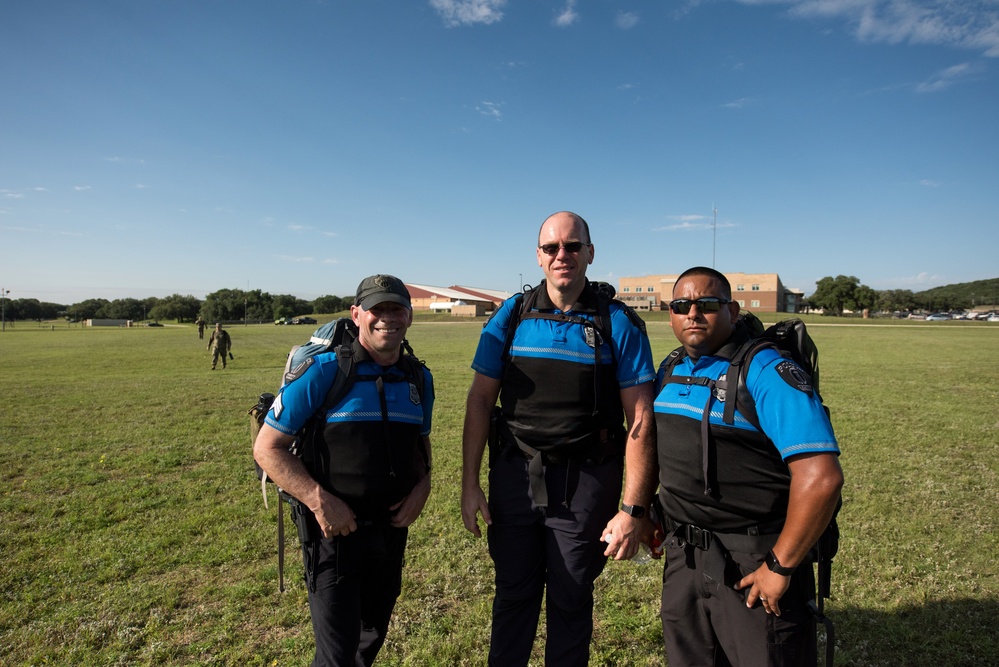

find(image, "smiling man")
[461,211,657,666]
[254,274,434,667]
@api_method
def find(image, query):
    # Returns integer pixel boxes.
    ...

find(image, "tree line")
[804,275,999,316]
[0,289,350,324]
[2,277,996,324]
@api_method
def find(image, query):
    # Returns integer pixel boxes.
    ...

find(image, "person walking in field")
[196,317,207,339]
[207,322,231,370]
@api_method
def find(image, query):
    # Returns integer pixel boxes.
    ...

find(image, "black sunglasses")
[538,241,590,256]
[669,297,731,314]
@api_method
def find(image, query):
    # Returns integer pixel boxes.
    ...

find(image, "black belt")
[663,515,782,554]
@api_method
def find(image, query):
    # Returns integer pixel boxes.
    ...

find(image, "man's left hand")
[735,565,792,616]
[389,473,431,528]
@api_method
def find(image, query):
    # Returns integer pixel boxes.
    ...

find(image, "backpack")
[656,313,840,613]
[249,317,427,591]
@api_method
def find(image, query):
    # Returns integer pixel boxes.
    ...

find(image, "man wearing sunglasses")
[647,266,843,667]
[461,211,657,666]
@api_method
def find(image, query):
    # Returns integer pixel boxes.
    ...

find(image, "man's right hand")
[461,485,492,538]
[312,491,357,539]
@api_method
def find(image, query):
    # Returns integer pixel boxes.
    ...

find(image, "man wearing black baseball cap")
[254,273,434,666]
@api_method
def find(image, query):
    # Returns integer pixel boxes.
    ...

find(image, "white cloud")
[73,185,91,191]
[554,0,579,27]
[657,214,737,231]
[722,97,756,108]
[919,178,942,187]
[616,11,640,29]
[430,0,506,27]
[915,61,980,92]
[476,101,503,120]
[738,0,999,56]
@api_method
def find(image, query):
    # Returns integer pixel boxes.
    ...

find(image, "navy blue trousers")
[486,453,622,667]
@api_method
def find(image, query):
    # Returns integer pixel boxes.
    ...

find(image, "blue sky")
[2,0,997,304]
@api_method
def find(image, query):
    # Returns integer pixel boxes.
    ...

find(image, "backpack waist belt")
[663,514,783,554]
[495,416,622,509]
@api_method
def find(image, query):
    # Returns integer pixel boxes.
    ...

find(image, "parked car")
[274,317,288,325]
[925,313,951,321]
[987,313,999,322]
[291,316,317,325]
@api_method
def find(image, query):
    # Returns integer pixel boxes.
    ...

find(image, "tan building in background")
[618,272,803,314]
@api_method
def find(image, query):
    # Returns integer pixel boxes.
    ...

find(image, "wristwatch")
[765,549,796,576]
[620,503,646,519]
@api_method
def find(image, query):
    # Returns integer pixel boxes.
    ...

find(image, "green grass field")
[1,316,997,666]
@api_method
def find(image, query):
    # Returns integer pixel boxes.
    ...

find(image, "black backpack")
[248,317,426,591]
[656,314,840,619]
[500,280,646,418]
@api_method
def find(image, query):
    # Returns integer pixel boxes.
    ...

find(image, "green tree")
[314,295,346,314]
[809,275,861,316]
[271,294,312,320]
[876,289,917,313]
[150,294,201,322]
[850,285,878,313]
[67,299,111,322]
[99,298,145,321]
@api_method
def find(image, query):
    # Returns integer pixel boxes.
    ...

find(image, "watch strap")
[620,503,646,519]
[765,549,796,576]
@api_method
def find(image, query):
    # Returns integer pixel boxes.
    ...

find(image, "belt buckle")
[685,525,712,550]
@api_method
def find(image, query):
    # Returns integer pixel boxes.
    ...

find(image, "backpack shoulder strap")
[501,289,531,364]
[656,347,687,392]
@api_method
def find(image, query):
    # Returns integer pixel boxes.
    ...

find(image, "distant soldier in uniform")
[207,323,232,370]
[196,317,207,339]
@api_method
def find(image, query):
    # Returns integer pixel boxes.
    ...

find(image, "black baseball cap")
[354,274,412,310]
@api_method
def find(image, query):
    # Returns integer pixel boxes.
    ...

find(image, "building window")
[752,284,760,291]
[736,285,745,291]
[737,300,745,307]
[635,287,642,292]
[647,287,654,292]
[751,300,760,308]
[622,287,630,292]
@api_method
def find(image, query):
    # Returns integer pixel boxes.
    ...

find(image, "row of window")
[622,284,761,293]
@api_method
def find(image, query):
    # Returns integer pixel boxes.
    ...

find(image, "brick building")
[617,272,803,314]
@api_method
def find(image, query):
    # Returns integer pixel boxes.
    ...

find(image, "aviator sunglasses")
[538,241,591,255]
[669,297,731,314]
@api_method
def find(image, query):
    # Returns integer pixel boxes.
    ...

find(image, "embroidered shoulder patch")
[409,382,421,405]
[284,356,315,385]
[776,360,813,396]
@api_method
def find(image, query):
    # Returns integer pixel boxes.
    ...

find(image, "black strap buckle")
[683,524,713,550]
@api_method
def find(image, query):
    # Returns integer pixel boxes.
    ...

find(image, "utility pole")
[712,205,718,268]
[1,288,8,332]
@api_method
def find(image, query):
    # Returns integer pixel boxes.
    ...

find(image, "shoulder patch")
[285,356,315,384]
[409,381,421,405]
[775,360,813,395]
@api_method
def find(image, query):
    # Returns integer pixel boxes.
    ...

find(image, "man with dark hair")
[647,265,843,666]
[461,211,657,666]
[253,274,434,667]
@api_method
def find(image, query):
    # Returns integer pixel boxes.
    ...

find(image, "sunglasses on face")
[538,241,590,256]
[668,297,731,314]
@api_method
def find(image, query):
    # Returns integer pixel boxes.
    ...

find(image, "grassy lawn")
[1,316,997,666]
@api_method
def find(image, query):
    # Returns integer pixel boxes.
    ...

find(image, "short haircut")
[674,266,732,300]
[538,211,591,244]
